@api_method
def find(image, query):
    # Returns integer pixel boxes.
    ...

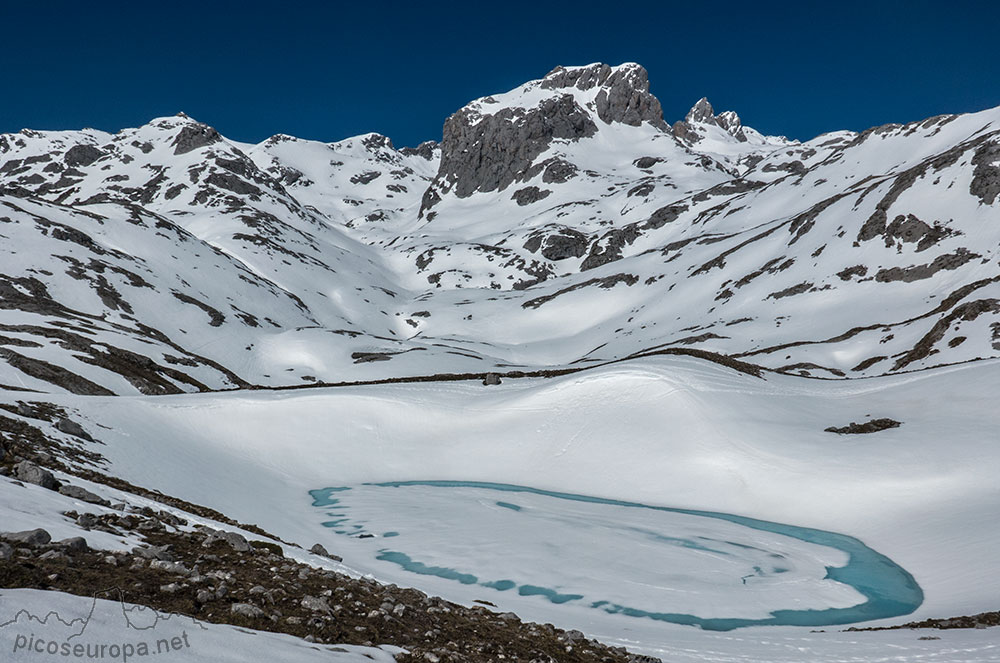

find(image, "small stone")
[59,485,110,506]
[76,513,98,529]
[149,559,190,576]
[56,537,88,553]
[309,543,343,562]
[160,583,182,593]
[132,545,173,561]
[103,555,118,566]
[230,603,265,619]
[0,542,13,560]
[195,589,214,603]
[14,461,57,490]
[301,596,331,614]
[483,372,502,386]
[39,550,67,561]
[3,528,52,546]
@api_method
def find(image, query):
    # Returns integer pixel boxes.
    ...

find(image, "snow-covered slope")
[1,62,998,394]
[2,62,1000,660]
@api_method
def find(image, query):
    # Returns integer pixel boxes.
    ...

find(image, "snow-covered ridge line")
[0,62,998,394]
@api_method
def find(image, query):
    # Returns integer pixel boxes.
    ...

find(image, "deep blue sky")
[2,1,997,147]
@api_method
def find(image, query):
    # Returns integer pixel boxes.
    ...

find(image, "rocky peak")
[676,98,748,143]
[685,97,717,124]
[420,63,667,212]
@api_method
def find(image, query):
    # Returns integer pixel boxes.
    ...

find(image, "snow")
[1,355,996,659]
[2,63,1000,662]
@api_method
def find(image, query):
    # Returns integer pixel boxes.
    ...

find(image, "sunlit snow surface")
[309,481,921,630]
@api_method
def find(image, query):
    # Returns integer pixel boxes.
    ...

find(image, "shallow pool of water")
[309,480,922,630]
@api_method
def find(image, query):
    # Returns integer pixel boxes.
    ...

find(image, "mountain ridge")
[1,63,998,395]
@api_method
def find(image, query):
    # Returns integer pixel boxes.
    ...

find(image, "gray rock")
[76,513,98,529]
[425,84,601,208]
[63,144,104,167]
[202,529,251,552]
[58,484,110,506]
[230,603,265,619]
[482,373,502,386]
[195,589,214,603]
[132,544,174,561]
[149,559,190,576]
[399,140,438,161]
[3,528,51,546]
[685,97,717,124]
[309,543,343,562]
[14,461,57,490]
[56,537,88,553]
[39,549,67,561]
[301,595,331,613]
[0,542,12,560]
[55,417,90,439]
[172,122,221,155]
[511,186,551,206]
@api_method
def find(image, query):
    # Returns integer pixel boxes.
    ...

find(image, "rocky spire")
[675,98,748,143]
[685,97,717,125]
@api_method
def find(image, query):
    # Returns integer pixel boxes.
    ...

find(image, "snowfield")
[3,355,997,658]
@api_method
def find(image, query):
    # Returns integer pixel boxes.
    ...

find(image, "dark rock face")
[400,141,438,161]
[430,94,598,203]
[64,144,104,167]
[172,123,222,155]
[970,140,1000,205]
[423,63,665,210]
[591,66,666,128]
[511,186,551,206]
[580,226,641,271]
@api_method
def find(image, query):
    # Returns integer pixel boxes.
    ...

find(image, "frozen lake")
[310,481,922,630]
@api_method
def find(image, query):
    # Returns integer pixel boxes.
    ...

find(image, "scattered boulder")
[149,559,190,576]
[3,528,52,546]
[202,529,251,552]
[58,484,110,506]
[55,417,90,439]
[230,603,265,619]
[483,373,502,386]
[301,595,332,614]
[132,544,174,561]
[14,461,58,490]
[56,537,88,553]
[308,543,342,562]
[0,542,12,560]
[39,549,67,561]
